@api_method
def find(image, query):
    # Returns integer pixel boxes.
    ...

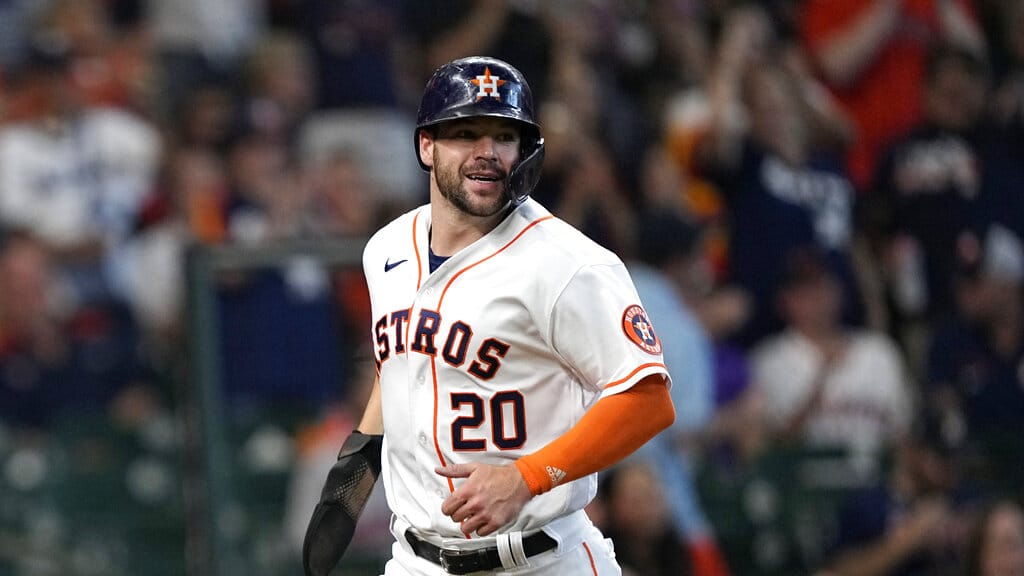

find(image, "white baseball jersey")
[362,197,670,541]
[751,329,913,455]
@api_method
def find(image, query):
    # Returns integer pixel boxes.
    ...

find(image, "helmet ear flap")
[508,138,544,205]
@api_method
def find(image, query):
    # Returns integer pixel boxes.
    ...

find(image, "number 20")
[450,391,526,451]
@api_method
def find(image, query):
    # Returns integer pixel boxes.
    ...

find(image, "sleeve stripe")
[603,363,668,389]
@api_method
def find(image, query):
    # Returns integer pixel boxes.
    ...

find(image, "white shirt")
[0,108,160,247]
[363,198,670,540]
[752,329,913,456]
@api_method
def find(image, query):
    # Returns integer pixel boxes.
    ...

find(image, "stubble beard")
[434,150,510,218]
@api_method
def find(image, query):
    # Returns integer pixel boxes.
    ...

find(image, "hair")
[635,210,701,269]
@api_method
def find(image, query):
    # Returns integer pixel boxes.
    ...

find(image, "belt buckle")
[438,548,488,575]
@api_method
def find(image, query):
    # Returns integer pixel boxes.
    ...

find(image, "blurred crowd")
[1,0,1023,575]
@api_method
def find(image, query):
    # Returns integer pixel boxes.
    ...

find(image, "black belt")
[405,530,557,574]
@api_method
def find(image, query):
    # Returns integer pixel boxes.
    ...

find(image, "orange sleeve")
[514,374,674,495]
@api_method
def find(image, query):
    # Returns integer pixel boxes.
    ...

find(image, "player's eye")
[495,132,519,144]
[447,129,477,140]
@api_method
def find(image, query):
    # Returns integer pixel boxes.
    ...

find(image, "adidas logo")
[545,466,567,487]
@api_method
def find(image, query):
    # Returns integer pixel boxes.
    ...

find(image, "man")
[750,247,912,460]
[303,56,675,576]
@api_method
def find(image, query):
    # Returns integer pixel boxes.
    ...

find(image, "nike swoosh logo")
[384,258,408,272]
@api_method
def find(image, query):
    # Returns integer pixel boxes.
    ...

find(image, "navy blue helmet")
[414,56,545,205]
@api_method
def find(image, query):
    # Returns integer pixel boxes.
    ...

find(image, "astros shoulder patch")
[621,304,662,354]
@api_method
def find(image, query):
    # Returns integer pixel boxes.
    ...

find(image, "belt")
[405,530,557,574]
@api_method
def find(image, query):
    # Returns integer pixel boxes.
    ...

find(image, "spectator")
[821,413,979,576]
[546,1,659,191]
[168,79,240,155]
[750,247,913,461]
[642,0,713,117]
[402,0,552,101]
[117,147,229,342]
[221,125,305,243]
[989,0,1024,134]
[924,224,1024,495]
[34,0,157,116]
[861,43,991,370]
[636,144,757,466]
[531,2,653,216]
[692,7,864,346]
[598,460,693,576]
[238,31,317,146]
[0,29,162,311]
[537,136,637,255]
[302,148,388,238]
[0,228,161,431]
[798,0,985,191]
[295,0,413,108]
[0,229,68,429]
[977,0,1024,257]
[627,210,731,576]
[148,0,265,119]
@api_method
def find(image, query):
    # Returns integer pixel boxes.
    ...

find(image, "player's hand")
[435,462,533,537]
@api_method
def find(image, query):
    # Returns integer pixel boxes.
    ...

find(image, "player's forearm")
[515,374,674,495]
[356,375,384,435]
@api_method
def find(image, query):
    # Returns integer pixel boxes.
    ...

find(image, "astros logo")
[621,304,662,355]
[471,67,506,101]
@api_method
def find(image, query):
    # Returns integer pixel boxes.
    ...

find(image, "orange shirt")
[800,0,976,191]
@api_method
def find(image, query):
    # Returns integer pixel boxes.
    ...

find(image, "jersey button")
[418,433,428,445]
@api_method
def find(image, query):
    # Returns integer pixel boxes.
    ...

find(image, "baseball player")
[304,56,675,576]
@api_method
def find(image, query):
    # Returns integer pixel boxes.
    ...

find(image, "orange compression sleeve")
[514,374,674,495]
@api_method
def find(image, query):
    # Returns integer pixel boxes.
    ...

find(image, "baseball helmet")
[414,56,545,205]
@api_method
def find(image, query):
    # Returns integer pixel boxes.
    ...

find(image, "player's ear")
[418,128,435,170]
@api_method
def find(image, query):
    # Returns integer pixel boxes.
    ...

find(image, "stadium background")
[1,1,1022,575]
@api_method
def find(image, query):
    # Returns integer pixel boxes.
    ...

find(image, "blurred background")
[1,1,1023,575]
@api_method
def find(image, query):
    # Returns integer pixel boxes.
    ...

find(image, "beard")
[433,149,510,218]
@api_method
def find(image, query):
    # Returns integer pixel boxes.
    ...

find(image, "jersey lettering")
[451,393,487,451]
[442,321,473,367]
[450,390,526,451]
[375,315,390,361]
[491,391,527,449]
[411,310,441,355]
[374,311,509,378]
[390,309,410,353]
[468,338,510,380]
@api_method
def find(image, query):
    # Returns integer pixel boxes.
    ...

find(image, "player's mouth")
[465,169,503,182]
[464,168,506,193]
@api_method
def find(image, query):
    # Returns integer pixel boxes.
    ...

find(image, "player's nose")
[472,136,498,159]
